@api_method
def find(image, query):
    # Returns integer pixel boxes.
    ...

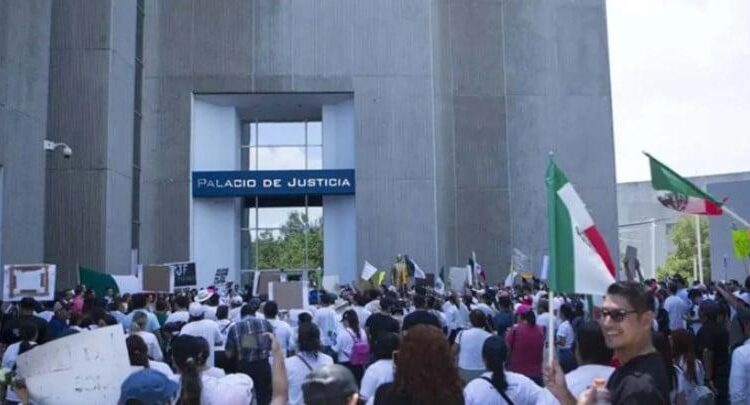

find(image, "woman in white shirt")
[360,332,398,402]
[126,334,176,380]
[131,311,164,361]
[1,322,38,405]
[455,310,493,384]
[285,323,334,405]
[464,336,543,405]
[333,309,369,384]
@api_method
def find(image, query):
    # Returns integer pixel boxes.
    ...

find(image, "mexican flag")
[646,153,723,215]
[547,159,616,295]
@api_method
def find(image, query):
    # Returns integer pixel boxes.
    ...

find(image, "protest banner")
[3,264,56,301]
[448,266,469,292]
[214,268,229,286]
[142,265,171,292]
[168,262,197,288]
[16,325,130,404]
[269,281,307,310]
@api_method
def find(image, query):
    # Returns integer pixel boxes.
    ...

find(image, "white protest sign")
[3,264,56,301]
[361,261,378,281]
[448,266,469,292]
[16,325,130,404]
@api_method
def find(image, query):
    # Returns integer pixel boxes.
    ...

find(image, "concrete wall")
[707,180,750,282]
[0,0,51,272]
[45,0,137,286]
[191,100,241,288]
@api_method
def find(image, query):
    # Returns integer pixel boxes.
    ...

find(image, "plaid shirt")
[225,315,274,362]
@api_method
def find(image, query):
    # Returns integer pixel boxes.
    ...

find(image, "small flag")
[361,261,379,280]
[646,153,724,215]
[372,270,387,286]
[547,158,616,295]
[406,256,426,279]
[469,253,486,283]
[504,262,516,287]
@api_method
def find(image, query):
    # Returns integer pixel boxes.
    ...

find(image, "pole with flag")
[546,154,617,365]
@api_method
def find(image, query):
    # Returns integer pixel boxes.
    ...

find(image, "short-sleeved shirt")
[606,352,670,404]
[360,359,394,401]
[225,316,274,363]
[464,371,544,405]
[556,320,575,349]
[123,309,161,333]
[492,312,514,337]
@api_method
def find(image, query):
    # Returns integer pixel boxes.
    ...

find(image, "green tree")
[656,216,710,282]
[257,211,323,270]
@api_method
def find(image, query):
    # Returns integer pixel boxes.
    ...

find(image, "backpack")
[347,329,370,366]
[675,363,715,405]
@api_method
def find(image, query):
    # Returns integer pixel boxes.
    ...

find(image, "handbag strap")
[481,377,515,405]
[297,353,314,371]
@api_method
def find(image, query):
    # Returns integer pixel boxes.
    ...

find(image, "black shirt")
[695,320,730,378]
[402,310,441,332]
[365,313,400,342]
[606,352,670,405]
[374,382,464,405]
[1,315,48,345]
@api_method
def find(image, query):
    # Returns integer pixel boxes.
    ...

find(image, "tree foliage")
[656,216,710,282]
[256,211,323,270]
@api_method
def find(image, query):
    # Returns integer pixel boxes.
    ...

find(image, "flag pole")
[723,206,750,228]
[548,289,555,367]
[694,215,704,285]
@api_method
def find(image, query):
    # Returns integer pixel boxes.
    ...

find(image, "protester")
[695,299,730,403]
[119,368,179,405]
[545,281,670,404]
[729,308,750,404]
[372,325,463,405]
[443,294,462,343]
[2,322,38,405]
[302,364,360,405]
[506,305,544,386]
[1,298,48,345]
[313,293,339,356]
[179,302,223,367]
[352,293,372,326]
[553,321,614,399]
[464,335,544,404]
[492,293,514,338]
[285,323,334,405]
[333,309,369,384]
[165,295,190,325]
[670,329,712,404]
[364,296,400,345]
[402,294,441,332]
[556,303,577,372]
[123,293,161,333]
[126,334,176,380]
[131,310,164,362]
[264,301,293,356]
[665,282,689,331]
[46,301,75,340]
[359,332,398,402]
[225,300,275,405]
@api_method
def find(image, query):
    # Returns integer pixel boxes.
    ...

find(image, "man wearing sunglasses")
[545,281,670,404]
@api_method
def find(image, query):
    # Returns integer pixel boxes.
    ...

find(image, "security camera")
[43,140,73,158]
[62,145,73,158]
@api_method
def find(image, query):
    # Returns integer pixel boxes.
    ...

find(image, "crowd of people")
[0,273,748,404]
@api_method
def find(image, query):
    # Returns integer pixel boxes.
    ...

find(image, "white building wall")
[191,100,241,288]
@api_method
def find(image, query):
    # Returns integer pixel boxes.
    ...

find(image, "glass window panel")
[258,229,282,269]
[307,207,323,228]
[258,207,305,229]
[256,146,306,170]
[250,122,257,146]
[307,122,322,145]
[307,146,323,169]
[248,206,256,229]
[241,147,250,170]
[258,122,305,146]
[241,207,249,229]
[241,123,251,146]
[241,230,256,270]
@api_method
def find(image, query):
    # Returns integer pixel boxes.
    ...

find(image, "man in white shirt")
[360,332,398,402]
[664,283,689,331]
[180,303,224,367]
[165,295,190,325]
[313,293,339,354]
[352,293,372,327]
[556,304,576,350]
[264,301,293,356]
[729,310,750,404]
[228,295,244,323]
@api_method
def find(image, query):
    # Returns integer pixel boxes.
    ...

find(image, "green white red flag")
[646,153,724,215]
[547,159,616,295]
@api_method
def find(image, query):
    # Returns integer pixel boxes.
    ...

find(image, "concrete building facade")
[1,0,619,289]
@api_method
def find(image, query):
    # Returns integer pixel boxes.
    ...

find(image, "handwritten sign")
[3,264,56,301]
[214,268,229,286]
[169,262,197,288]
[732,229,750,259]
[16,325,130,404]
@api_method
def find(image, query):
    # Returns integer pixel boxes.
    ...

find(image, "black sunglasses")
[599,309,638,323]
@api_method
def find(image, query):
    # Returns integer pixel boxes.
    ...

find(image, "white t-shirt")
[354,306,372,326]
[458,303,471,328]
[268,318,294,355]
[229,306,243,323]
[135,331,164,362]
[556,320,575,349]
[664,295,689,331]
[165,310,189,325]
[457,328,492,370]
[201,373,254,405]
[360,359,394,401]
[333,326,368,363]
[443,302,460,331]
[313,306,339,347]
[536,312,558,339]
[475,303,496,319]
[285,352,334,405]
[149,360,175,379]
[180,319,224,366]
[464,371,544,405]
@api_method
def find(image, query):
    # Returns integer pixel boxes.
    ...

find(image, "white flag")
[412,260,426,279]
[361,261,378,280]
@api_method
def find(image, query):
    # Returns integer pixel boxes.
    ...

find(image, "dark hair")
[240,304,255,318]
[559,304,574,321]
[607,282,651,314]
[126,334,150,367]
[537,298,549,314]
[131,311,148,332]
[497,295,512,310]
[298,312,313,325]
[576,322,612,365]
[413,295,426,309]
[263,301,279,319]
[374,332,399,360]
[668,282,679,295]
[469,309,487,328]
[298,323,322,355]
[155,299,168,312]
[652,332,675,392]
[415,285,427,296]
[354,293,369,307]
[130,293,148,310]
[18,321,38,356]
[671,329,699,384]
[74,285,83,295]
[520,309,537,326]
[175,295,190,310]
[172,335,209,405]
[216,305,228,320]
[320,292,332,305]
[380,296,395,312]
[343,309,361,339]
[482,336,508,394]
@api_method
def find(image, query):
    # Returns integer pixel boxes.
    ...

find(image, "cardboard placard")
[256,271,281,297]
[3,264,56,301]
[214,268,229,286]
[448,266,469,292]
[142,265,171,292]
[269,281,306,310]
[169,262,197,288]
[16,325,130,404]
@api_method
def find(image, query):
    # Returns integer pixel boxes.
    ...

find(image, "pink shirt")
[505,323,544,377]
[71,295,84,314]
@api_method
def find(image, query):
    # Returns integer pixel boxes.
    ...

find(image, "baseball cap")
[302,365,358,404]
[515,304,532,316]
[194,289,215,303]
[188,302,205,317]
[119,368,179,404]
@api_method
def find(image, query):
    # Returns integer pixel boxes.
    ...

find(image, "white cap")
[188,302,205,317]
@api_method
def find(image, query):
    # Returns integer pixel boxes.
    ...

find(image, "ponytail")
[523,310,536,327]
[486,359,508,393]
[126,335,150,368]
[179,357,202,405]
